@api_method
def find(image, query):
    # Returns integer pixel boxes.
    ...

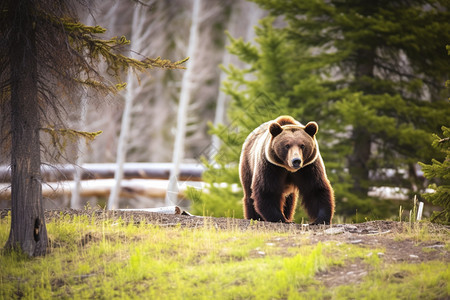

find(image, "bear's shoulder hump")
[274,116,301,126]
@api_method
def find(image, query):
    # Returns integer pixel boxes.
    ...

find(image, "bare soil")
[1,209,449,288]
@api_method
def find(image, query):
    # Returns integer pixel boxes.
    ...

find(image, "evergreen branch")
[41,127,103,153]
[63,21,106,34]
[63,20,187,77]
[439,137,450,144]
[142,56,188,70]
[73,78,124,95]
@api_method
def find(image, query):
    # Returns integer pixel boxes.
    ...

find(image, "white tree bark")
[210,1,265,161]
[165,0,202,205]
[107,5,152,210]
[71,96,87,209]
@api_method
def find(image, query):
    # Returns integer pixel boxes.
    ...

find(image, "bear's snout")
[291,158,302,169]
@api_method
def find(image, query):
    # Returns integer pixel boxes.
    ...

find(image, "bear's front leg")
[295,163,335,225]
[310,204,332,225]
[303,187,334,225]
[252,189,288,223]
[243,196,263,220]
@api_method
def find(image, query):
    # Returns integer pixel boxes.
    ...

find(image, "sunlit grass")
[0,212,448,299]
[334,261,450,299]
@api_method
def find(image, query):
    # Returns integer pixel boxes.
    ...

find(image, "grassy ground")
[0,212,449,299]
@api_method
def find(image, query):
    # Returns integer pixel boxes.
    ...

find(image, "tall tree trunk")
[5,0,47,256]
[348,48,375,196]
[71,96,87,209]
[107,4,151,210]
[165,0,201,205]
[348,127,371,196]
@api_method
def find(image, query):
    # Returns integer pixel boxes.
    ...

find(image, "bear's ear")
[305,122,318,137]
[269,122,283,137]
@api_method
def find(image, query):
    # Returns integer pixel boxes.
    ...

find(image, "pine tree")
[419,126,450,224]
[0,0,185,256]
[192,0,450,221]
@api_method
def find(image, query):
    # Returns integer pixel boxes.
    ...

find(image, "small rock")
[344,224,358,231]
[348,239,363,244]
[324,227,345,235]
[425,244,444,249]
[377,252,384,257]
[257,251,265,256]
[409,254,419,259]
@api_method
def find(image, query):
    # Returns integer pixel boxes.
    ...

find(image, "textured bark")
[348,48,375,196]
[5,0,48,256]
[348,128,371,196]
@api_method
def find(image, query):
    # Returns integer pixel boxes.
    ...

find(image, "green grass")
[0,213,448,299]
[334,262,450,299]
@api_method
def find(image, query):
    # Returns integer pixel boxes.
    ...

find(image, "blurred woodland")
[73,0,265,164]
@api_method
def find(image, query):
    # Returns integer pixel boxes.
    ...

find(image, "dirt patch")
[316,258,371,288]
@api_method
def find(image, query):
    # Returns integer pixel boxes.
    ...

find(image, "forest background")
[1,0,448,224]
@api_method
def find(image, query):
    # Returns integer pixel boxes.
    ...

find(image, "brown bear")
[239,115,335,224]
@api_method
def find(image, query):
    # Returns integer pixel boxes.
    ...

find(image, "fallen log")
[117,206,193,216]
[0,179,204,200]
[0,163,204,183]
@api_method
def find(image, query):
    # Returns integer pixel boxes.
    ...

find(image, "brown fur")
[275,115,299,126]
[239,115,335,224]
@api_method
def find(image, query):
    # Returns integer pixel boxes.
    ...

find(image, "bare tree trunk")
[210,1,264,159]
[211,31,232,159]
[107,5,151,210]
[348,127,371,195]
[71,96,87,209]
[348,48,375,196]
[5,0,47,256]
[166,0,202,205]
[107,69,136,210]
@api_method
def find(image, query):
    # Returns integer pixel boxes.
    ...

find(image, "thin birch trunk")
[71,96,87,209]
[107,7,141,210]
[166,0,201,205]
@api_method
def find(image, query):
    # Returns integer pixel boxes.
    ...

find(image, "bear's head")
[267,121,319,172]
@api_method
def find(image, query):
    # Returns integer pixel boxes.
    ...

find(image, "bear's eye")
[285,144,291,150]
[300,144,305,150]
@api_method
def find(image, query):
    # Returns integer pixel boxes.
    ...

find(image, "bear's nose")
[292,158,302,169]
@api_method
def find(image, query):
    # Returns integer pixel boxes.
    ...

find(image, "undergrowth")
[0,213,448,299]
